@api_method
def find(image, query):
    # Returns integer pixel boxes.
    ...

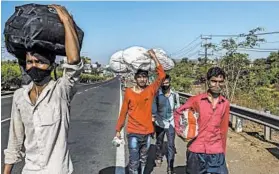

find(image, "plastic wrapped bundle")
[122,46,153,71]
[109,46,175,73]
[3,3,84,59]
[174,109,199,141]
[109,50,129,73]
[153,48,175,71]
[122,46,174,71]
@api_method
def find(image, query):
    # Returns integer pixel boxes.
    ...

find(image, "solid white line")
[1,79,117,123]
[1,95,14,99]
[83,80,115,92]
[1,118,11,123]
[115,80,125,174]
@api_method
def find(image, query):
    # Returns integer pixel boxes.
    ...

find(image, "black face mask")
[26,67,52,86]
[161,85,170,93]
[209,91,221,98]
[208,82,222,98]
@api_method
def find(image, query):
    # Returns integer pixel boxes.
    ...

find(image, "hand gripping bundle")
[3,3,84,60]
[112,136,125,147]
[174,109,199,141]
[109,46,175,73]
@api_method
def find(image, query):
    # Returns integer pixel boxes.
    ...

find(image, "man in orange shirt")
[115,49,166,174]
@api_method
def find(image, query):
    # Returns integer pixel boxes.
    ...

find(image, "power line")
[178,42,202,55]
[213,52,224,56]
[171,35,201,56]
[188,50,201,59]
[211,40,279,48]
[208,31,279,38]
[261,41,279,44]
[237,48,278,52]
[238,47,279,51]
[253,31,279,36]
[174,42,202,58]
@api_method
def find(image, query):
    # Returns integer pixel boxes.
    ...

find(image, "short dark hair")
[164,74,171,82]
[135,69,148,78]
[207,67,226,80]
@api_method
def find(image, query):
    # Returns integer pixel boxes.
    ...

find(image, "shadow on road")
[266,147,279,160]
[246,131,279,159]
[174,165,186,174]
[98,166,128,174]
[145,142,184,174]
[99,142,187,174]
[145,144,157,173]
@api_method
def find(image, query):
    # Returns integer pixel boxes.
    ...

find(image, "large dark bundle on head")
[3,3,84,61]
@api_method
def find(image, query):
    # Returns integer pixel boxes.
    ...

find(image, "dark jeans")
[186,150,228,174]
[127,133,151,174]
[155,125,176,169]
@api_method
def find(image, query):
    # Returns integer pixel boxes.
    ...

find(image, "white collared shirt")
[4,61,84,174]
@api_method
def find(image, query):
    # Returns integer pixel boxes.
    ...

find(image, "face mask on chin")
[208,83,222,98]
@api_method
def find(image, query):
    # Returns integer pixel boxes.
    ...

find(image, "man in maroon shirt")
[174,67,230,174]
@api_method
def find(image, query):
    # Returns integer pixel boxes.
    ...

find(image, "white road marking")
[1,79,117,124]
[115,80,125,174]
[83,79,115,92]
[1,95,14,99]
[1,118,11,123]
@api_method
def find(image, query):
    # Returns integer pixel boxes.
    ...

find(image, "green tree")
[218,27,265,102]
[169,62,194,92]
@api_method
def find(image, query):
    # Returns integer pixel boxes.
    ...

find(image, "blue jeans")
[127,133,151,174]
[155,125,176,169]
[186,150,228,174]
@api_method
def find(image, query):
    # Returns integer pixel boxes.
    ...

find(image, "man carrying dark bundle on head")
[4,5,83,174]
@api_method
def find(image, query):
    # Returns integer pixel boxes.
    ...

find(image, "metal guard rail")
[177,92,279,131]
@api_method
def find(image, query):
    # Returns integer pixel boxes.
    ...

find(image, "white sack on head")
[153,48,175,70]
[109,50,128,73]
[110,50,125,63]
[122,46,149,64]
[112,46,175,72]
[109,61,129,73]
[122,46,153,71]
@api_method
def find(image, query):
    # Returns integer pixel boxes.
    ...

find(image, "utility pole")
[199,35,213,91]
[199,35,213,64]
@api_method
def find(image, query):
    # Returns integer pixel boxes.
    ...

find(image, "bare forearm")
[4,164,13,174]
[64,20,80,64]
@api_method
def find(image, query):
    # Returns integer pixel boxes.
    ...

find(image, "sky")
[1,1,279,65]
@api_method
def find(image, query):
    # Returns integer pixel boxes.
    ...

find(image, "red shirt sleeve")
[220,101,230,154]
[115,89,130,132]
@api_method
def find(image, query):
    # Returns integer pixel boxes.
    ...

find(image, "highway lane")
[1,78,122,174]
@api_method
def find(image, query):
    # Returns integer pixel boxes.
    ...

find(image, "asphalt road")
[1,81,112,121]
[1,78,121,174]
